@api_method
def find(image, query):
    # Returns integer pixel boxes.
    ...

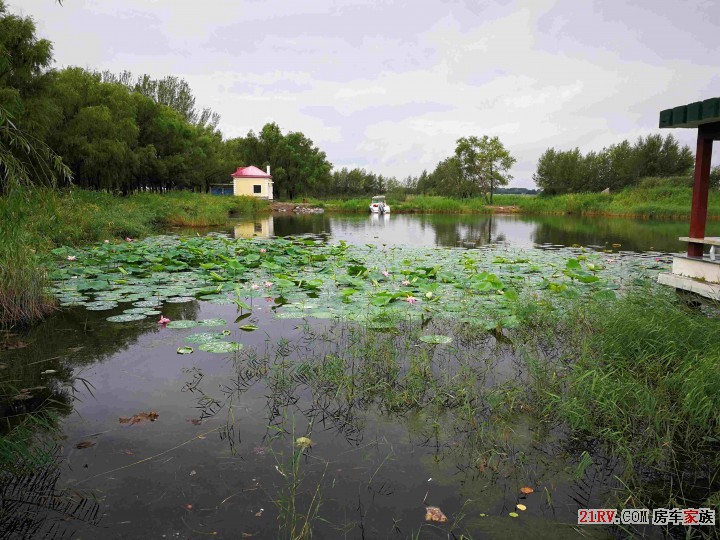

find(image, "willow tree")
[455,135,516,203]
[0,0,70,193]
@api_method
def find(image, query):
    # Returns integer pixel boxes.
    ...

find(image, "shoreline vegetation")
[0,189,265,328]
[0,175,716,329]
[305,177,719,220]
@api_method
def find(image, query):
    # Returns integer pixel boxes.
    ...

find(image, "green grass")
[305,178,720,219]
[518,288,720,511]
[0,188,267,327]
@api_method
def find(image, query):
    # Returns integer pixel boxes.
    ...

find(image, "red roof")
[231,166,272,178]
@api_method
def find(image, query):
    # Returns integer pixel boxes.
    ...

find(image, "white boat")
[369,195,390,214]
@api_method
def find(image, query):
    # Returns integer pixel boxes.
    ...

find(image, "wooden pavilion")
[657,97,720,300]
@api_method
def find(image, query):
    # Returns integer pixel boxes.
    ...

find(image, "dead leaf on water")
[119,411,159,425]
[516,504,527,511]
[254,508,264,517]
[519,486,534,494]
[425,506,447,522]
[75,441,96,449]
[509,511,519,518]
[122,449,134,455]
[295,436,312,448]
[184,504,193,510]
[187,418,202,425]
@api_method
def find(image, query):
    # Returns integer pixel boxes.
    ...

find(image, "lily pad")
[183,332,226,344]
[198,341,243,353]
[166,320,200,329]
[106,313,147,322]
[196,318,227,327]
[166,296,195,303]
[177,346,194,354]
[419,335,452,344]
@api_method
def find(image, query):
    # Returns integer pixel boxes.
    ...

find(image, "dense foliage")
[413,136,516,202]
[533,134,694,195]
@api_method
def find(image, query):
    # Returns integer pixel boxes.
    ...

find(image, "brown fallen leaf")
[75,441,96,449]
[119,411,159,425]
[519,486,534,495]
[254,508,264,517]
[187,418,202,425]
[122,449,134,455]
[425,506,447,523]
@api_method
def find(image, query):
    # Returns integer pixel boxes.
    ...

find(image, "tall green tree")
[455,135,516,203]
[0,0,70,193]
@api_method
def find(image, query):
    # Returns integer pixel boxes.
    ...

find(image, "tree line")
[533,134,695,195]
[1,2,714,200]
[0,2,397,198]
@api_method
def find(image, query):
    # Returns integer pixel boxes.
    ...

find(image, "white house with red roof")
[231,165,274,199]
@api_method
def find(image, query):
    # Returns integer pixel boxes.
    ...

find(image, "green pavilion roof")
[659,97,720,128]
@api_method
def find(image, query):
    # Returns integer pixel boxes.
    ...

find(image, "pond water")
[1,213,703,540]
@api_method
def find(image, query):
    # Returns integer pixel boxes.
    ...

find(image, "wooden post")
[687,127,714,257]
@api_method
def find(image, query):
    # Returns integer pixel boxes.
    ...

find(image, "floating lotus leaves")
[176,346,194,354]
[165,296,195,303]
[85,302,118,311]
[196,318,227,327]
[166,320,200,329]
[198,341,243,353]
[51,234,664,335]
[419,334,452,345]
[183,332,228,344]
[106,313,147,322]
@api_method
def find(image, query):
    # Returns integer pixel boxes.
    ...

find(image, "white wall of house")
[233,178,273,199]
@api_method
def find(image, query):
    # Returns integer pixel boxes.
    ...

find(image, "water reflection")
[234,216,274,238]
[247,213,703,253]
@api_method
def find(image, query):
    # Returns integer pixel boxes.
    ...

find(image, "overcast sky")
[12,0,720,188]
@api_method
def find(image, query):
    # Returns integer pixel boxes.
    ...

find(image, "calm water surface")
[3,213,697,539]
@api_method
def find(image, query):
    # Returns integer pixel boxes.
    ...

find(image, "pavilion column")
[687,128,714,257]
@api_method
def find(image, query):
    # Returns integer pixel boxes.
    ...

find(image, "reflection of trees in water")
[422,214,504,247]
[271,214,333,239]
[527,215,689,252]
[0,300,200,538]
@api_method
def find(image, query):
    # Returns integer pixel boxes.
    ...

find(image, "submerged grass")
[0,188,267,328]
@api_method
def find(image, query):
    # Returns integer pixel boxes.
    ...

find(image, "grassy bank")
[0,188,267,328]
[307,179,720,219]
[517,288,720,514]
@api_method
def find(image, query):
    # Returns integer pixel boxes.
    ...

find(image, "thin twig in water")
[69,426,221,486]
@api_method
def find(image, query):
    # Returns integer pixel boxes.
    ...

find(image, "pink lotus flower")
[125,237,133,242]
[104,240,110,244]
[264,281,273,288]
[260,248,267,253]
[401,280,411,286]
[67,255,76,261]
[251,284,260,290]
[405,296,418,304]
[265,297,273,302]
[158,316,170,325]
[382,270,390,277]
[655,258,661,262]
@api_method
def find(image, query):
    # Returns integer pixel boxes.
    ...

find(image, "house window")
[253,184,262,194]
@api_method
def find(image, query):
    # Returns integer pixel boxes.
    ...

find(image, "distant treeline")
[533,135,694,195]
[1,2,715,200]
